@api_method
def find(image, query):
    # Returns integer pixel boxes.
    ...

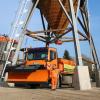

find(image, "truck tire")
[62,74,73,87]
[29,84,40,88]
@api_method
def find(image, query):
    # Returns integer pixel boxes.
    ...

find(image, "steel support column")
[80,2,100,70]
[68,0,83,66]
[78,0,100,87]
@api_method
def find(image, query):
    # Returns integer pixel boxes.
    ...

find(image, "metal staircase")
[1,0,40,79]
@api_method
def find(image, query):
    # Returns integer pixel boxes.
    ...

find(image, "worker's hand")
[47,64,52,70]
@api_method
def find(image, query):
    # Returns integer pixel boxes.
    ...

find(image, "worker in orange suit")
[51,68,60,90]
[47,64,60,90]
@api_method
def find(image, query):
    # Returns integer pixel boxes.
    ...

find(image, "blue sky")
[0,0,100,60]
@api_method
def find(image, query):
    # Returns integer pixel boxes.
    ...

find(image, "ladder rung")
[19,21,24,25]
[6,61,11,64]
[11,47,16,51]
[4,51,7,54]
[23,9,28,13]
[1,77,4,79]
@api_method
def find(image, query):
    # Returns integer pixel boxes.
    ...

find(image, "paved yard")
[0,86,100,100]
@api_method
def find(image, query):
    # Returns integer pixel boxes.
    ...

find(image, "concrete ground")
[0,64,100,100]
[0,86,100,100]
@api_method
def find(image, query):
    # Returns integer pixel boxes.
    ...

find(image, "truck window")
[50,51,56,60]
[27,53,34,60]
[27,49,48,60]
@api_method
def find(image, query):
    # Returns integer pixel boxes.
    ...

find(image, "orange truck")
[5,47,75,87]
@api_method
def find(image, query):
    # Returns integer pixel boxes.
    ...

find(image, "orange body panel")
[58,62,64,72]
[26,60,46,66]
[58,58,76,66]
[7,70,49,83]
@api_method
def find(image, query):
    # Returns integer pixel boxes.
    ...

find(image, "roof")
[0,36,9,42]
[0,36,18,44]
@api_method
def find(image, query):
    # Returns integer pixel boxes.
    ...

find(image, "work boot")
[51,88,56,91]
[51,85,56,91]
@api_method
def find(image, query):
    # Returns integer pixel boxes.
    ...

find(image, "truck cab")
[25,47,58,69]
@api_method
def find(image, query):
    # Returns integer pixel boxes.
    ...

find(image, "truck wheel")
[4,72,15,87]
[29,84,40,88]
[62,75,73,87]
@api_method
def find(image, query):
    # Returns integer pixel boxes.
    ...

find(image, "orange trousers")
[50,69,59,90]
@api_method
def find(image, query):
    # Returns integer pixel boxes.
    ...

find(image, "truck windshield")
[27,50,48,60]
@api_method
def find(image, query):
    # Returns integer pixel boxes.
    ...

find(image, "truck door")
[48,50,58,68]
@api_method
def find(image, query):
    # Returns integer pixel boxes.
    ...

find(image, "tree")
[63,50,71,60]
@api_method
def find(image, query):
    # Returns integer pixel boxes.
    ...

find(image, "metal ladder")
[1,0,40,79]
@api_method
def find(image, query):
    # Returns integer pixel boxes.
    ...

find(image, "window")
[27,53,34,60]
[50,51,56,60]
[27,49,48,60]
